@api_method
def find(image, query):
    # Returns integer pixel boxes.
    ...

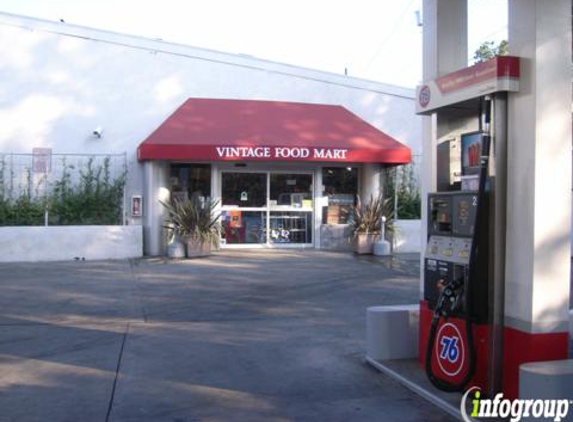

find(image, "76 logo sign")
[440,336,460,363]
[435,323,466,377]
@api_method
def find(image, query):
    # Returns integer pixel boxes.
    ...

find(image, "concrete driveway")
[0,250,455,422]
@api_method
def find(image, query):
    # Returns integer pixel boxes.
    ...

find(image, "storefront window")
[171,164,211,201]
[222,172,266,207]
[322,167,358,224]
[221,210,266,244]
[269,174,313,208]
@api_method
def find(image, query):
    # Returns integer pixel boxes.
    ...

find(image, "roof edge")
[0,11,415,99]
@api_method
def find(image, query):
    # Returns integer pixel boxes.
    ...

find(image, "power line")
[474,24,508,44]
[0,17,416,99]
[362,0,418,72]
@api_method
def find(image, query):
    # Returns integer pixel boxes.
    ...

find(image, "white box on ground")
[519,360,573,417]
[366,304,419,360]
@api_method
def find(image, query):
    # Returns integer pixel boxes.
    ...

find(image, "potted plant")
[161,194,222,258]
[351,194,394,254]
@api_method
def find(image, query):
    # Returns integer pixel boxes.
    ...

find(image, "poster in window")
[461,132,483,175]
[229,210,242,228]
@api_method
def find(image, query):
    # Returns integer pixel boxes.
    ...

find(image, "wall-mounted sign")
[131,195,142,217]
[32,148,52,173]
[416,56,520,115]
[215,146,348,161]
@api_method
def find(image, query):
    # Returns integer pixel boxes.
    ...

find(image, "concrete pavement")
[0,250,456,422]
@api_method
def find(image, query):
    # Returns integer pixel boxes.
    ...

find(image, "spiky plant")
[161,194,222,247]
[352,194,395,239]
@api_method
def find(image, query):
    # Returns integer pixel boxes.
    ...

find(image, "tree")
[472,40,508,63]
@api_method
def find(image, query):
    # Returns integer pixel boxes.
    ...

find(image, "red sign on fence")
[32,148,52,173]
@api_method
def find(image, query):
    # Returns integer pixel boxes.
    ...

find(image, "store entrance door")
[221,171,314,247]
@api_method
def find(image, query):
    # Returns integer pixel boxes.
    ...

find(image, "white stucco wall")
[0,225,143,262]
[394,219,421,253]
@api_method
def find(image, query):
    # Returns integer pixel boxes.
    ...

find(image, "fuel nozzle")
[434,277,465,319]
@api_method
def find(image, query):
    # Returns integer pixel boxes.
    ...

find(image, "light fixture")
[92,126,103,138]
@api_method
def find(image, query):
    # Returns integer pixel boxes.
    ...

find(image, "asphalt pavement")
[0,250,456,422]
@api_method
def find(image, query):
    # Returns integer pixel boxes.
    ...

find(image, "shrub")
[384,163,421,220]
[0,156,126,226]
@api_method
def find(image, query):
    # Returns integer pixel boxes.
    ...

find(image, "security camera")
[93,126,103,138]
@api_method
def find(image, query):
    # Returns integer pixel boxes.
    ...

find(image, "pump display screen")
[461,132,483,175]
[452,195,477,237]
[428,196,452,235]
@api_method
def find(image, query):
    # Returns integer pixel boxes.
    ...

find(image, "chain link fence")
[0,152,127,226]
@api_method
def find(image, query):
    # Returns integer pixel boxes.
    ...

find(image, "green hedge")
[396,191,421,220]
[0,157,126,226]
[0,197,45,226]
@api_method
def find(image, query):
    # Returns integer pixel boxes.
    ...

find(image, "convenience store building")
[0,12,419,257]
[138,98,411,253]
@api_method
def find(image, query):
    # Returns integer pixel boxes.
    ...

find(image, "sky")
[0,0,508,88]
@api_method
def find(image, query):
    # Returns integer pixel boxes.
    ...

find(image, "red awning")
[137,98,411,164]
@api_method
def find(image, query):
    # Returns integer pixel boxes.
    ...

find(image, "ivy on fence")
[384,163,421,220]
[0,156,126,226]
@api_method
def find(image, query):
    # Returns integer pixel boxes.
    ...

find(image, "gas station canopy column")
[504,0,572,398]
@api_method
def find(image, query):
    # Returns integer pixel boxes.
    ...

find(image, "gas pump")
[416,56,520,395]
[422,98,492,392]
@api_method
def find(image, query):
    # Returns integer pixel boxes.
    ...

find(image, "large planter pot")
[166,236,186,259]
[185,236,211,258]
[354,233,380,254]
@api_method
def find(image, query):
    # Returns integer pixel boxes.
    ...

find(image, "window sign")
[222,173,266,207]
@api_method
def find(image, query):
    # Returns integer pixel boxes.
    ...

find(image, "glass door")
[221,172,267,245]
[220,171,314,247]
[269,173,313,245]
